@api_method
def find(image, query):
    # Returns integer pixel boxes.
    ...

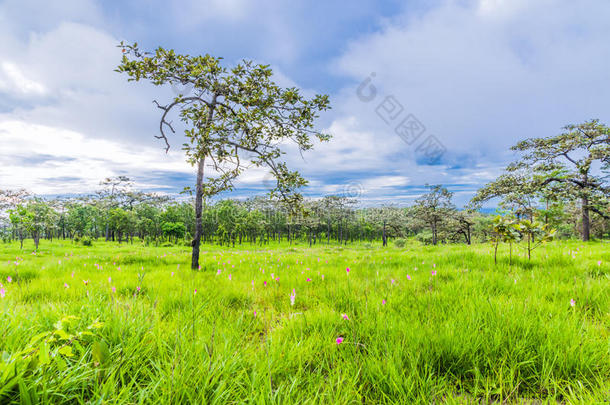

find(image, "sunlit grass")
[0,239,608,403]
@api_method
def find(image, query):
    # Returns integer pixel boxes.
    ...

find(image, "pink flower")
[83,280,90,286]
[111,286,116,293]
[433,263,436,268]
[598,260,602,266]
[171,272,174,277]
[64,283,69,289]
[341,313,349,320]
[570,298,575,307]
[7,276,12,283]
[321,274,325,280]
[382,299,386,305]
[431,270,437,276]
[391,278,396,285]
[0,288,5,298]
[229,274,232,281]
[336,337,344,345]
[253,310,257,317]
[194,289,197,295]
[306,278,311,282]
[346,267,350,274]
[108,277,112,283]
[264,281,267,286]
[136,286,141,292]
[217,269,221,275]
[406,275,411,281]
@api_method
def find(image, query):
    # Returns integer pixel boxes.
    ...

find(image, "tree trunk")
[582,195,590,242]
[191,157,205,270]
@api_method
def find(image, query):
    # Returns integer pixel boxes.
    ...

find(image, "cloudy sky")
[1,0,610,206]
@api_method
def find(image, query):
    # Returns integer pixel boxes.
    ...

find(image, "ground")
[0,239,608,403]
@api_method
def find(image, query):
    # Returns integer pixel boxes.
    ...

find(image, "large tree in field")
[509,120,609,241]
[414,185,455,245]
[117,43,331,269]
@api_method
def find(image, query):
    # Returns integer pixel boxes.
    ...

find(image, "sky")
[1,0,610,207]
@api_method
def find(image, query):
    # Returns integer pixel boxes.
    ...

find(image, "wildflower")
[7,276,12,283]
[341,313,349,320]
[307,278,311,282]
[336,337,344,345]
[598,260,602,266]
[290,289,296,306]
[229,274,232,281]
[406,275,411,281]
[391,278,396,285]
[111,286,116,293]
[83,280,90,286]
[346,267,350,274]
[64,283,69,288]
[431,270,437,276]
[0,288,5,298]
[382,299,386,305]
[253,310,257,317]
[194,289,197,295]
[108,277,112,283]
[71,271,75,278]
[321,274,325,280]
[264,281,267,287]
[136,286,141,292]
[570,298,575,307]
[171,272,174,277]
[217,269,221,275]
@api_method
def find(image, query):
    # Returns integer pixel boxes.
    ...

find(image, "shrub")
[416,231,434,245]
[81,237,93,246]
[394,238,406,248]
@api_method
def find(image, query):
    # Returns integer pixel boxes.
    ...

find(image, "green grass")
[0,239,608,403]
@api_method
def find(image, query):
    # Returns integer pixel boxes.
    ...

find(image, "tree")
[517,218,555,260]
[117,43,331,269]
[471,170,541,220]
[510,120,610,241]
[414,185,455,245]
[490,215,521,265]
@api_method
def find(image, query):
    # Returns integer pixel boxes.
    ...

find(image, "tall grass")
[0,239,608,403]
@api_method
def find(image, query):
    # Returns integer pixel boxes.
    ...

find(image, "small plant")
[0,316,104,400]
[517,219,555,260]
[81,237,93,246]
[394,238,406,248]
[490,215,521,265]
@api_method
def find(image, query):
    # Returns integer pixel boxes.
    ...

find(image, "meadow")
[0,239,608,404]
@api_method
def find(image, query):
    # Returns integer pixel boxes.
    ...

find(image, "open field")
[0,240,608,403]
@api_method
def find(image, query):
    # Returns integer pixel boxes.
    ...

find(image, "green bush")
[81,237,93,246]
[416,231,434,245]
[394,238,406,248]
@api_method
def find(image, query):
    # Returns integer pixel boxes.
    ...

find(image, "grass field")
[0,239,608,403]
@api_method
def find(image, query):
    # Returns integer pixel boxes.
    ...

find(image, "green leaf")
[58,346,74,357]
[92,341,110,366]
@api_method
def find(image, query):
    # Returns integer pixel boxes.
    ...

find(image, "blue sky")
[1,0,610,206]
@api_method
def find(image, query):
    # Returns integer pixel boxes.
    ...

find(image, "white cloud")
[0,120,192,194]
[0,62,47,97]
